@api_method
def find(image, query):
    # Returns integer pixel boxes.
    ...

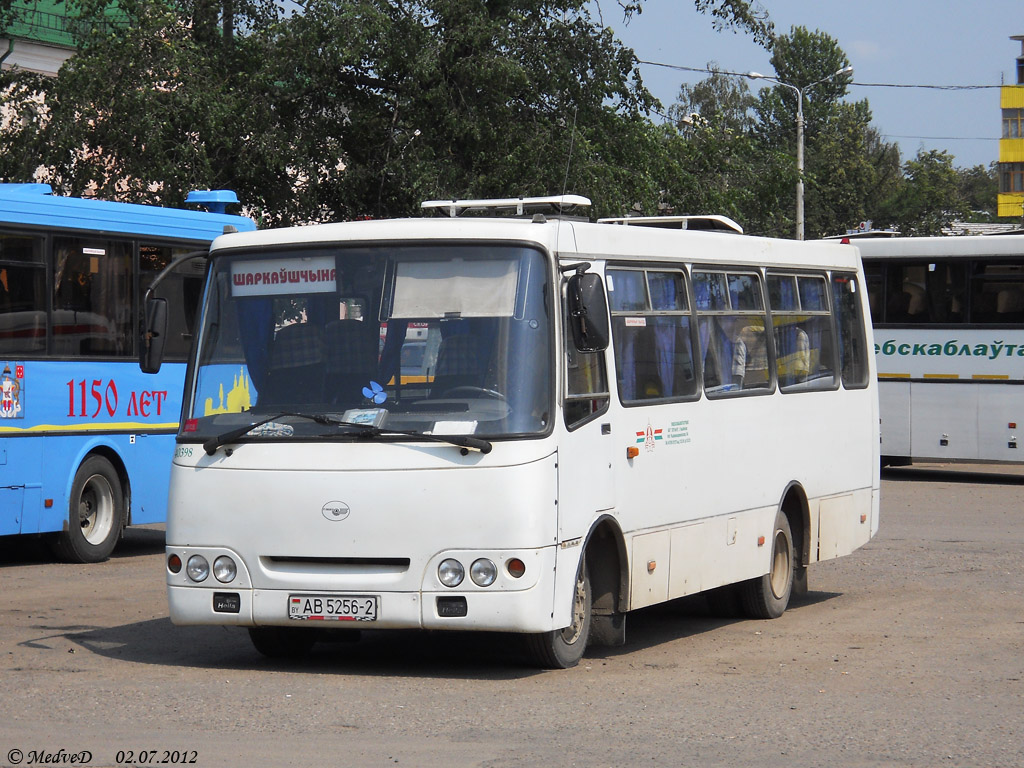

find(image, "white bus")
[144,196,880,668]
[855,234,1024,465]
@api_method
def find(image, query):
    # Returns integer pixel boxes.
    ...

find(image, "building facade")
[0,0,77,76]
[998,35,1024,218]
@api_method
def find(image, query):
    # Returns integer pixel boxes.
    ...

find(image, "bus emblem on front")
[322,501,351,521]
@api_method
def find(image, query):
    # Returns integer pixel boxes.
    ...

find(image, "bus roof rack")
[597,214,743,234]
[421,195,592,218]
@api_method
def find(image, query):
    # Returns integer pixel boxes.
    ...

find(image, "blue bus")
[0,184,256,561]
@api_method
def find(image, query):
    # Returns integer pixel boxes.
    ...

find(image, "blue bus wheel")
[51,456,125,564]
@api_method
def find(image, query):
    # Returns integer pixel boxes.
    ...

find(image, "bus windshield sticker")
[431,420,479,436]
[246,422,295,438]
[231,256,337,297]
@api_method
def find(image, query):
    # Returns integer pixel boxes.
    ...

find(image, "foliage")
[876,149,968,236]
[956,163,998,220]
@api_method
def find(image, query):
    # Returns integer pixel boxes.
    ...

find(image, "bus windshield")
[185,243,553,441]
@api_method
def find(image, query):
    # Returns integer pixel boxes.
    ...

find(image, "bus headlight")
[438,558,465,587]
[186,555,210,582]
[470,558,497,587]
[213,556,237,583]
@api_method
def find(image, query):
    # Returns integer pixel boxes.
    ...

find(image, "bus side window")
[832,273,870,389]
[767,273,836,392]
[694,270,771,395]
[140,243,205,361]
[607,268,697,404]
[563,283,609,429]
[53,237,132,357]
[0,232,46,355]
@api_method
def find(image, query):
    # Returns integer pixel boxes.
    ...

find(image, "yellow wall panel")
[998,194,1024,217]
[999,139,1024,162]
[1001,86,1024,109]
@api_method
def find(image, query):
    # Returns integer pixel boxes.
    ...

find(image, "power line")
[636,59,1004,90]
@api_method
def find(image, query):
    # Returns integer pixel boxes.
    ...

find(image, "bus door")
[558,273,615,541]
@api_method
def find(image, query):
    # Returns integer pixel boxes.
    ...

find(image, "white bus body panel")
[166,441,569,633]
[876,327,1024,462]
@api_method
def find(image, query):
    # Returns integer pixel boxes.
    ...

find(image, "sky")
[601,0,1022,169]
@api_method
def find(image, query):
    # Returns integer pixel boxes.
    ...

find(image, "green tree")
[751,26,901,239]
[2,0,775,222]
[877,149,968,236]
[956,163,998,220]
[659,69,793,233]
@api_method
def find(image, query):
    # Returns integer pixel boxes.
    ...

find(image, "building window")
[1003,109,1024,139]
[999,163,1024,194]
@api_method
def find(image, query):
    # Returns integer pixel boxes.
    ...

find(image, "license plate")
[288,594,377,622]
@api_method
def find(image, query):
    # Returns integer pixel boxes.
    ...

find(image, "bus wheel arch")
[583,515,628,648]
[50,450,128,563]
[522,515,626,668]
[779,482,810,598]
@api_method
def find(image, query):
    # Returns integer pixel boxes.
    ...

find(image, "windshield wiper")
[202,413,492,456]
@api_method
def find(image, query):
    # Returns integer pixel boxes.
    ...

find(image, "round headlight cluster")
[213,556,237,583]
[470,559,497,587]
[438,557,515,588]
[186,554,210,582]
[438,558,464,587]
[180,554,238,583]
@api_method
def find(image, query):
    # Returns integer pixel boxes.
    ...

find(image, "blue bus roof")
[0,184,257,242]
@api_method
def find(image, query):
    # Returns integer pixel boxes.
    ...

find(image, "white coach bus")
[142,196,880,668]
[855,234,1024,465]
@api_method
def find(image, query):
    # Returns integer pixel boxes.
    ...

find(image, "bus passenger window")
[607,268,697,405]
[694,270,771,396]
[53,237,132,357]
[0,232,46,354]
[970,261,1024,324]
[767,273,836,392]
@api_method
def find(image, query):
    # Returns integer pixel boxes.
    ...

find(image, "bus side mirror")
[567,272,610,353]
[140,297,168,374]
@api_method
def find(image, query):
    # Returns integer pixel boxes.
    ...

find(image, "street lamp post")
[747,66,854,240]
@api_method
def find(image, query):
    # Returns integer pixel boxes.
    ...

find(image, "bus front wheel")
[739,510,794,619]
[51,456,124,563]
[524,559,592,669]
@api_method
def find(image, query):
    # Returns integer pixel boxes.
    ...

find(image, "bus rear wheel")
[524,558,592,669]
[50,456,124,564]
[739,510,794,619]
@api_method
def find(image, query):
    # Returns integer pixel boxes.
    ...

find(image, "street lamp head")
[836,65,854,77]
[747,71,766,79]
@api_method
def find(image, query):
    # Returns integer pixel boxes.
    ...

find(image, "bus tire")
[50,456,124,564]
[248,627,318,659]
[524,558,592,669]
[739,510,794,620]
